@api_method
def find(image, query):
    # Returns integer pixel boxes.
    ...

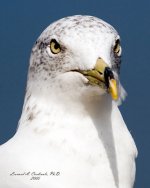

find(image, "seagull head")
[28,15,126,103]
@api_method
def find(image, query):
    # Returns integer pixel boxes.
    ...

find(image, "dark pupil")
[114,44,118,52]
[54,42,59,49]
[114,39,120,52]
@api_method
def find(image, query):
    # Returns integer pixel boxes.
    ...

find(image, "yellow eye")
[50,39,61,54]
[114,39,121,56]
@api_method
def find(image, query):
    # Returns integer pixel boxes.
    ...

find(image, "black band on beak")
[104,67,114,88]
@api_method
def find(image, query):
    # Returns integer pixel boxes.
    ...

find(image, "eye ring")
[114,39,121,56]
[50,39,61,54]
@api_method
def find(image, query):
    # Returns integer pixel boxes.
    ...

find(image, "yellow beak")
[79,58,118,100]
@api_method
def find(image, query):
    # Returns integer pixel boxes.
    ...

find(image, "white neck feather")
[17,83,113,134]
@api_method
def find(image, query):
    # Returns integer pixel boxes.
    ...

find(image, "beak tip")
[109,79,118,101]
[111,93,118,101]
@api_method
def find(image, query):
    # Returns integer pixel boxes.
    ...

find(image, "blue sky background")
[0,0,149,187]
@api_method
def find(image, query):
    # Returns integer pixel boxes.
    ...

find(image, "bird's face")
[29,16,125,102]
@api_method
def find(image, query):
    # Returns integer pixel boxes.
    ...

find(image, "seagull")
[0,15,137,188]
